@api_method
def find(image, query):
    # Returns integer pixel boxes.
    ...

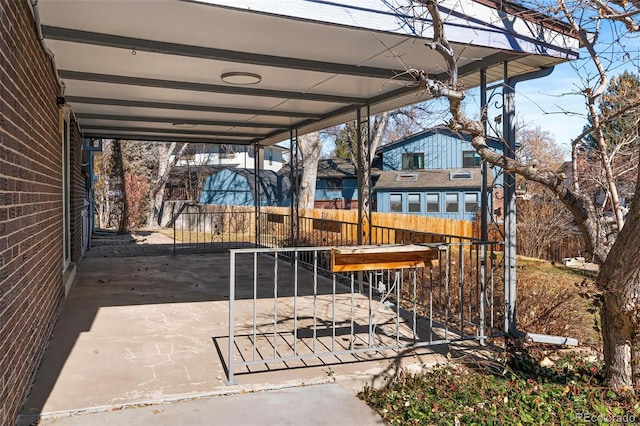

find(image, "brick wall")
[0,1,75,424]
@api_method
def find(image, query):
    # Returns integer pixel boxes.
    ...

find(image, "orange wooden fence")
[261,207,477,241]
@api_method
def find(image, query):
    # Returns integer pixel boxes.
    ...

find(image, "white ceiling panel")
[47,40,350,94]
[62,80,339,113]
[34,0,580,146]
[72,103,261,124]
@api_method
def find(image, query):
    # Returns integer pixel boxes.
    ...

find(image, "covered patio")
[17,0,581,423]
[18,243,449,423]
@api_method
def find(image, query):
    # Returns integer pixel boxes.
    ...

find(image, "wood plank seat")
[331,244,444,272]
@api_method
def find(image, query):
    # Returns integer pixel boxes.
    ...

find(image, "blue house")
[199,168,291,207]
[375,127,502,221]
[279,159,381,209]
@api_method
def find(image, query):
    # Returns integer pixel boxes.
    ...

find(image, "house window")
[465,193,479,213]
[462,151,481,168]
[426,193,440,213]
[402,153,424,170]
[408,193,421,213]
[268,148,273,165]
[325,178,342,190]
[445,193,459,213]
[450,171,472,180]
[390,194,403,212]
[396,172,418,182]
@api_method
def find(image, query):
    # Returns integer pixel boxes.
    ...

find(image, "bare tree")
[517,188,575,259]
[110,140,128,234]
[332,105,437,164]
[516,126,574,259]
[146,142,189,227]
[296,132,322,210]
[94,140,112,229]
[391,0,640,389]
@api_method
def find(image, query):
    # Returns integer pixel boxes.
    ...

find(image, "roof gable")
[377,126,502,154]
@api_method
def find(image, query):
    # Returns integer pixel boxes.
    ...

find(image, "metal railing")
[256,211,479,248]
[172,207,257,253]
[225,242,504,384]
[171,206,483,253]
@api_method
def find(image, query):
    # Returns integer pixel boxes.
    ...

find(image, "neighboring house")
[375,127,503,221]
[280,159,381,210]
[173,143,287,172]
[199,168,291,207]
[164,165,223,201]
[375,169,482,221]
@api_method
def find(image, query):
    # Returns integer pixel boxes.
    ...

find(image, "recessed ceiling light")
[221,72,262,85]
[172,122,197,129]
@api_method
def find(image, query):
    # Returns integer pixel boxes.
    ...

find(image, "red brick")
[0,1,84,424]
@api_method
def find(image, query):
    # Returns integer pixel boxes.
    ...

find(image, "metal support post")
[226,251,237,385]
[356,106,371,246]
[502,62,518,336]
[502,64,555,336]
[290,128,299,247]
[479,69,488,343]
[254,142,261,247]
[356,106,371,293]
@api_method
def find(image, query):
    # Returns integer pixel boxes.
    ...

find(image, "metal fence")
[171,207,257,253]
[225,242,504,384]
[170,205,483,254]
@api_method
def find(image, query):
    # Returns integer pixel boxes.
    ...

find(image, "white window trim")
[389,193,403,213]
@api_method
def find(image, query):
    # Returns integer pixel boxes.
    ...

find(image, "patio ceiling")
[34,0,580,146]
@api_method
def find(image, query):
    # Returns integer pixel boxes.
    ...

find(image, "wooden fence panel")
[260,207,476,242]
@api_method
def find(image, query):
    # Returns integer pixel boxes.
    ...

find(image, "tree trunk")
[110,140,128,234]
[146,142,188,227]
[599,165,640,389]
[297,132,321,210]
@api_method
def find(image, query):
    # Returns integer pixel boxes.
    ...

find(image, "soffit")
[36,0,580,146]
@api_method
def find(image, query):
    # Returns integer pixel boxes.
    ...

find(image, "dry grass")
[159,229,256,244]
[515,258,600,346]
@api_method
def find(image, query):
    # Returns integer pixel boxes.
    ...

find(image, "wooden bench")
[330,244,444,273]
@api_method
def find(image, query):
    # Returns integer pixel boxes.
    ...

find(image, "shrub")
[360,350,639,425]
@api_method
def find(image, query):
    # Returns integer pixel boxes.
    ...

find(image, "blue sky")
[511,18,640,156]
[316,12,640,159]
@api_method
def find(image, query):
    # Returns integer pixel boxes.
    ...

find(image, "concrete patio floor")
[18,240,450,425]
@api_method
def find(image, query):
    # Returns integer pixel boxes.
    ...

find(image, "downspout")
[27,0,65,93]
[502,65,554,337]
